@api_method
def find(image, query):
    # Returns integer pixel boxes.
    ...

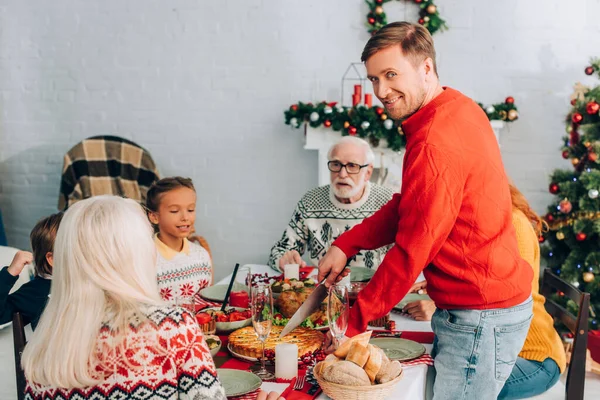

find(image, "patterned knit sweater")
[155,236,212,304]
[512,210,567,372]
[268,182,394,272]
[25,306,227,400]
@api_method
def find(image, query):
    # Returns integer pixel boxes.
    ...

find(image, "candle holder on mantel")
[341,62,374,108]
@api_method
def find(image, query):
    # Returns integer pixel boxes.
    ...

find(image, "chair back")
[541,269,590,400]
[12,312,27,400]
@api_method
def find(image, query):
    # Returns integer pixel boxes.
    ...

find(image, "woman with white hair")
[21,195,227,400]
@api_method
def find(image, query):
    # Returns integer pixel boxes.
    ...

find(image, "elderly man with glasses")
[268,136,394,272]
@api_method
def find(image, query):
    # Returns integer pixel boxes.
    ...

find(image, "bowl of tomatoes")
[201,307,252,333]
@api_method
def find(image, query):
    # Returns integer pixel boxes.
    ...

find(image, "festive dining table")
[213,264,435,400]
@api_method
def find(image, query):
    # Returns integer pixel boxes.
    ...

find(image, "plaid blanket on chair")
[58,136,160,210]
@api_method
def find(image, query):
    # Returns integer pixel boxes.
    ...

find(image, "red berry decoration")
[562,150,570,159]
[368,17,376,25]
[290,104,298,111]
[576,232,587,241]
[348,126,357,136]
[585,66,595,75]
[415,0,423,3]
[376,0,383,3]
[545,213,555,222]
[587,101,600,115]
[549,183,560,194]
[538,236,545,243]
[572,112,583,124]
[418,18,425,24]
[505,96,515,104]
[571,99,577,106]
[324,120,332,128]
[375,107,384,115]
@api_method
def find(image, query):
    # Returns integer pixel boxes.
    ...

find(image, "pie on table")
[228,325,324,358]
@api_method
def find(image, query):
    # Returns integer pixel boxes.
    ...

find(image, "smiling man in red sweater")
[318,22,533,399]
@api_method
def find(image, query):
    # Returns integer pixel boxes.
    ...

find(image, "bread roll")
[320,353,341,372]
[364,344,383,383]
[322,360,371,386]
[346,342,370,368]
[376,360,403,384]
[333,331,373,358]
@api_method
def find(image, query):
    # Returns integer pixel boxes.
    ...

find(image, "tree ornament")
[545,213,555,222]
[335,104,344,113]
[507,109,518,121]
[324,120,332,128]
[423,16,430,22]
[375,6,384,15]
[559,199,572,214]
[585,66,595,75]
[562,150,570,159]
[486,106,495,114]
[549,183,560,194]
[571,99,577,106]
[290,104,298,112]
[290,117,298,127]
[589,152,598,162]
[309,112,320,122]
[368,17,376,25]
[418,18,425,24]
[505,96,515,104]
[576,232,587,241]
[572,112,583,124]
[375,107,384,115]
[556,231,565,240]
[499,110,508,120]
[348,126,357,136]
[538,236,545,243]
[343,121,350,129]
[571,157,580,166]
[566,125,573,133]
[361,121,371,130]
[414,0,423,3]
[589,189,599,199]
[380,113,388,120]
[587,101,600,115]
[583,272,595,282]
[383,119,394,130]
[585,141,592,148]
[323,106,333,115]
[376,0,383,4]
[427,4,437,14]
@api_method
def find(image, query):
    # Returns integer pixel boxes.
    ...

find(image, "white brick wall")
[1,0,599,281]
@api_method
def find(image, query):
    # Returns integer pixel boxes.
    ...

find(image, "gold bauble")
[585,141,592,148]
[583,272,595,283]
[499,110,508,120]
[572,157,580,166]
[427,4,437,14]
[397,126,404,136]
[380,114,388,120]
[375,6,384,15]
[566,125,573,133]
[556,231,565,240]
[507,109,518,121]
[343,121,350,129]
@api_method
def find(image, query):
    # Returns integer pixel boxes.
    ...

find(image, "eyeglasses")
[327,161,370,174]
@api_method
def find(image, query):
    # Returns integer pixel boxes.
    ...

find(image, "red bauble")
[375,107,384,115]
[559,199,572,214]
[590,152,598,162]
[587,101,600,115]
[349,126,357,136]
[585,66,595,75]
[324,120,332,128]
[571,99,577,106]
[549,183,560,194]
[376,0,383,3]
[576,232,587,241]
[415,0,423,3]
[538,236,545,243]
[505,96,515,104]
[546,213,555,222]
[562,150,570,159]
[572,113,583,124]
[290,104,298,111]
[418,18,425,24]
[368,17,376,25]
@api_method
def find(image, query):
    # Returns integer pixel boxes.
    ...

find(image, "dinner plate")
[393,293,432,312]
[199,283,249,302]
[369,337,426,362]
[216,368,262,397]
[350,266,375,282]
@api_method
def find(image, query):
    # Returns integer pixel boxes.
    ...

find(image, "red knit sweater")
[336,87,533,337]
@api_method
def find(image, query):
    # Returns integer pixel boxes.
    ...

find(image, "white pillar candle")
[275,343,298,380]
[284,264,300,280]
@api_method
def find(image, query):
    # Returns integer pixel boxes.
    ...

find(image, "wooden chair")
[12,312,27,400]
[541,269,591,400]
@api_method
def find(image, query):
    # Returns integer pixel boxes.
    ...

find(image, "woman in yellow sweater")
[404,184,566,399]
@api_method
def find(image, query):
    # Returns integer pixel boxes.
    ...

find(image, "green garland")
[366,0,447,36]
[283,98,519,152]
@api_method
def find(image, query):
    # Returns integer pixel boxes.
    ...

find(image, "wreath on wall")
[367,0,447,36]
[284,97,519,152]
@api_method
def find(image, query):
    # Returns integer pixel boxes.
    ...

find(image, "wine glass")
[251,284,275,380]
[327,283,350,349]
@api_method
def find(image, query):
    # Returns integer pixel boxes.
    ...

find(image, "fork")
[294,375,306,390]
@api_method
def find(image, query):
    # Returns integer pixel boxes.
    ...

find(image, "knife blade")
[279,280,328,338]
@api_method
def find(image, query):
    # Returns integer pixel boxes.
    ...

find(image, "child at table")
[0,212,63,329]
[146,177,213,304]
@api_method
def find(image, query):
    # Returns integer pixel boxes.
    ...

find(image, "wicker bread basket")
[313,360,404,400]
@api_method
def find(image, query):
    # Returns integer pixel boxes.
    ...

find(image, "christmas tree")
[541,58,600,329]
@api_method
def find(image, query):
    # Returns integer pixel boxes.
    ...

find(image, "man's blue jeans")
[497,357,561,399]
[430,298,533,400]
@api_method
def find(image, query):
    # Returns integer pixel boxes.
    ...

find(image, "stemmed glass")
[327,283,350,349]
[251,284,275,380]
